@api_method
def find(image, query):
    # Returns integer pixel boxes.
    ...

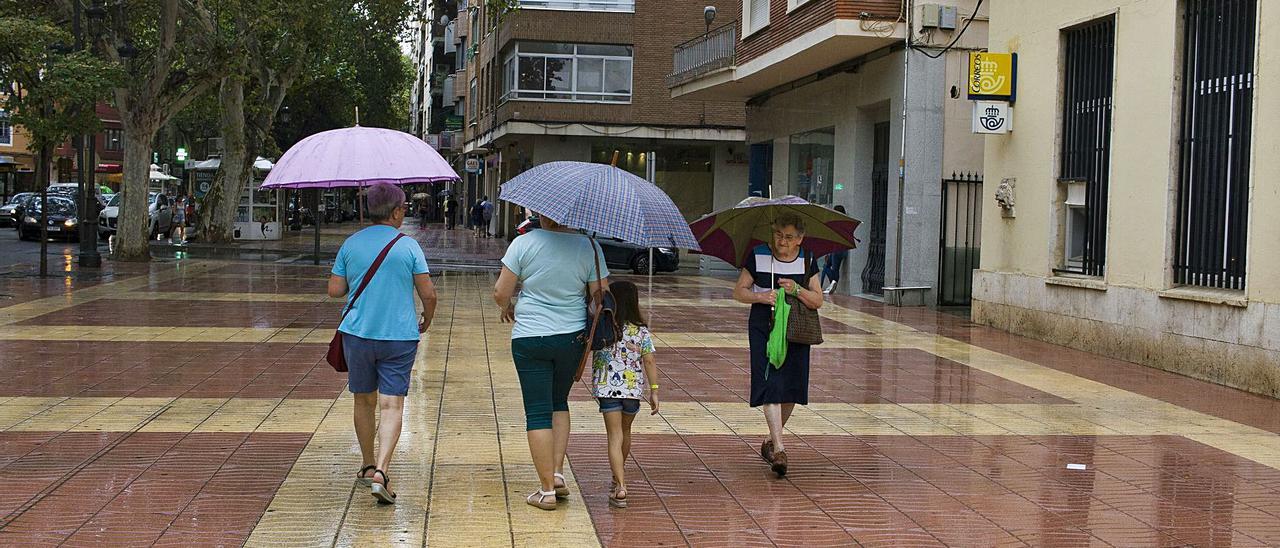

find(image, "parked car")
[97,192,174,240]
[514,216,679,274]
[47,183,109,210]
[0,193,34,228]
[18,195,80,242]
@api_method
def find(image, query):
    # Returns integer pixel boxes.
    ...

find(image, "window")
[787,0,814,11]
[744,0,770,36]
[789,128,835,205]
[469,77,478,121]
[104,128,123,152]
[519,0,634,12]
[1058,17,1115,276]
[0,110,11,146]
[1174,0,1256,290]
[503,42,632,103]
[459,37,468,70]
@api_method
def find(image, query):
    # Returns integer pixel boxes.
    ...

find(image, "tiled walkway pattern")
[3,233,1280,545]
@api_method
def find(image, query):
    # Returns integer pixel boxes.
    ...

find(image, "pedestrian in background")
[732,214,822,478]
[171,196,187,244]
[481,196,494,238]
[444,195,457,230]
[589,281,660,509]
[822,205,849,294]
[493,213,609,511]
[328,182,438,505]
[470,199,485,238]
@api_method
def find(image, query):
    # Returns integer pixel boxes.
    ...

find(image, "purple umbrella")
[258,126,459,265]
[260,126,459,188]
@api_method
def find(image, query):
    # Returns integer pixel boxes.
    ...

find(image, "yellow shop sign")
[968,52,1017,101]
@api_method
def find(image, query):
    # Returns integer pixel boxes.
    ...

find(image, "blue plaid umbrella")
[499,161,700,250]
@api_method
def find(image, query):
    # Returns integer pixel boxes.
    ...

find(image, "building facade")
[668,0,989,303]
[0,107,38,201]
[454,0,748,242]
[975,0,1280,395]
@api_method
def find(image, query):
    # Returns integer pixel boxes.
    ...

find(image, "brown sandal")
[761,440,775,463]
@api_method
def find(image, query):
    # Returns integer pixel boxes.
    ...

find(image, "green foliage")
[271,1,415,148]
[0,16,122,152]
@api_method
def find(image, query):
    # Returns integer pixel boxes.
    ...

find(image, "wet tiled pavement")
[3,226,1280,546]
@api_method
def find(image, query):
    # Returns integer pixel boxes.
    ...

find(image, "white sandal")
[552,472,570,499]
[526,489,557,511]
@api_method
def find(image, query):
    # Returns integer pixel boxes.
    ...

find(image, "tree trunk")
[198,78,251,244]
[114,124,159,261]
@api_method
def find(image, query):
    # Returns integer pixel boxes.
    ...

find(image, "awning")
[96,163,122,173]
[0,156,15,165]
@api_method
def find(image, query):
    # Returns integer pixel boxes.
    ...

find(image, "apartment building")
[975,0,1280,394]
[667,0,989,304]
[0,107,37,201]
[453,0,748,240]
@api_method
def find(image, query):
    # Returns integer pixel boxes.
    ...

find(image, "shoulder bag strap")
[341,233,406,320]
[577,235,606,374]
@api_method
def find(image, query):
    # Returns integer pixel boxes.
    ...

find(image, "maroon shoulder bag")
[327,233,406,372]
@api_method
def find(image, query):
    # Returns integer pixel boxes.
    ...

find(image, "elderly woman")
[494,214,609,510]
[328,183,438,504]
[732,214,823,477]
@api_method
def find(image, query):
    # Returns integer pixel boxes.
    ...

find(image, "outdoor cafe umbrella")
[260,126,460,264]
[689,195,860,269]
[499,160,700,312]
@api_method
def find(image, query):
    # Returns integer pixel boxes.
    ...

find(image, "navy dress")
[745,245,818,407]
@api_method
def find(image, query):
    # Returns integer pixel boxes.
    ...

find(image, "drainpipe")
[893,0,913,287]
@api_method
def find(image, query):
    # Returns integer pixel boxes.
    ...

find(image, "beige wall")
[976,0,1280,397]
[982,0,1278,303]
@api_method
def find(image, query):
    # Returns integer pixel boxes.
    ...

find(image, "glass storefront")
[789,127,835,205]
[591,143,713,221]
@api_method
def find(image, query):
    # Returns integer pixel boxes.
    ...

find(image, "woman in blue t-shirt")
[494,213,609,511]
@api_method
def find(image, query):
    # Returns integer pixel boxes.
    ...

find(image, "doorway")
[860,122,890,295]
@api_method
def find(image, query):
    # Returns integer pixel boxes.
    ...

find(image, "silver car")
[98,192,174,240]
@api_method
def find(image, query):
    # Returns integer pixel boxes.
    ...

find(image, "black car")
[515,216,680,274]
[0,193,35,228]
[18,196,81,242]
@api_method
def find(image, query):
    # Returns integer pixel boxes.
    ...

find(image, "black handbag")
[576,236,618,378]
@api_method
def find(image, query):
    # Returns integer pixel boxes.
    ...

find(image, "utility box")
[920,4,941,28]
[939,5,958,30]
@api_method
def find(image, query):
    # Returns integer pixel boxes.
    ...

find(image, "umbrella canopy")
[261,126,459,188]
[253,157,274,171]
[149,170,178,181]
[499,161,699,250]
[411,193,430,200]
[689,195,860,268]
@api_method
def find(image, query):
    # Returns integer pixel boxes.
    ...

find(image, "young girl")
[591,281,660,509]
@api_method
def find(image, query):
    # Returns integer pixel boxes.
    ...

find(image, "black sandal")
[370,469,396,504]
[356,464,377,486]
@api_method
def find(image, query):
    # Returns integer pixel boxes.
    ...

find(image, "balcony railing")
[667,22,736,88]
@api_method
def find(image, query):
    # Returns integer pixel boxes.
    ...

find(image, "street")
[3,226,1280,545]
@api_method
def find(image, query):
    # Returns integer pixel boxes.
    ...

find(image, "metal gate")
[860,122,890,295]
[938,172,983,306]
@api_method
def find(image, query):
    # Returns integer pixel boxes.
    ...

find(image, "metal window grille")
[861,122,890,296]
[1174,0,1256,290]
[1059,17,1115,277]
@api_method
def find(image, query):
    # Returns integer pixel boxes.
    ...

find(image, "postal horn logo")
[979,106,1005,131]
[970,53,1010,96]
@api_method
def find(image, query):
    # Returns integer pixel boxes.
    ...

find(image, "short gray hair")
[366,183,405,221]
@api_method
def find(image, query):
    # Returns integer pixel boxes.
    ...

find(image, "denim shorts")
[597,397,641,415]
[342,332,418,396]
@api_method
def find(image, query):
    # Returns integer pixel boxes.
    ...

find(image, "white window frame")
[502,42,633,104]
[0,110,11,147]
[786,0,813,12]
[518,0,634,13]
[743,0,771,38]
